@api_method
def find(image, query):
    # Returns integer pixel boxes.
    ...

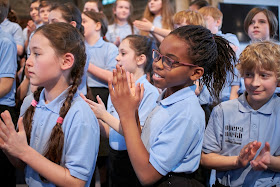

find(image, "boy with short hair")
[0,0,18,186]
[201,41,280,186]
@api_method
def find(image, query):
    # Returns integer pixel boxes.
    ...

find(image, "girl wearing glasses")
[81,35,159,186]
[107,25,236,186]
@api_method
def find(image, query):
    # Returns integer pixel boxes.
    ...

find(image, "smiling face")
[248,12,270,41]
[244,68,279,109]
[30,1,41,23]
[152,34,199,97]
[114,0,131,22]
[148,0,162,16]
[26,33,64,89]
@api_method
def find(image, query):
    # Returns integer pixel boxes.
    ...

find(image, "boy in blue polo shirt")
[201,41,280,186]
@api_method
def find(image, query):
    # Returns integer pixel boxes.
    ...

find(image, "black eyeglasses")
[152,49,198,70]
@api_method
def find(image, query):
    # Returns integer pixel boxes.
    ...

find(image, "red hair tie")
[57,117,64,124]
[31,100,38,107]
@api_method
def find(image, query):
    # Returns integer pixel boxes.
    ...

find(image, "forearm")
[87,64,113,83]
[17,78,30,100]
[101,111,123,135]
[230,85,239,100]
[268,156,280,172]
[20,146,85,186]
[153,27,171,38]
[0,77,14,98]
[151,32,164,43]
[98,119,110,138]
[17,45,24,56]
[201,152,239,171]
[119,111,162,185]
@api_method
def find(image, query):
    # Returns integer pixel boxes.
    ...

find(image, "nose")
[251,74,261,87]
[26,55,33,68]
[152,58,164,70]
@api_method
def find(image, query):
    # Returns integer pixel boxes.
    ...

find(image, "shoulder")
[0,31,16,46]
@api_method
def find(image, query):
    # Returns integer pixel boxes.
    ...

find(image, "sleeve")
[149,117,203,175]
[64,108,100,181]
[104,44,118,71]
[12,24,24,47]
[202,104,224,154]
[0,38,17,78]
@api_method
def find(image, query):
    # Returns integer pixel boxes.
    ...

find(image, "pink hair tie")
[31,100,38,107]
[57,117,64,124]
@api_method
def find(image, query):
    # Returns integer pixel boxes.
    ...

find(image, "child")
[244,7,278,42]
[198,6,240,102]
[82,35,159,187]
[0,22,100,187]
[106,0,139,47]
[0,0,18,185]
[38,1,52,25]
[201,41,280,186]
[239,8,279,95]
[82,11,118,187]
[134,0,174,43]
[133,10,205,38]
[83,0,103,13]
[107,25,236,186]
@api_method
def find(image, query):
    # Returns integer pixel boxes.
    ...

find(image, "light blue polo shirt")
[203,93,280,186]
[0,28,17,107]
[20,88,100,187]
[106,23,139,44]
[141,85,205,176]
[108,74,159,150]
[0,19,24,47]
[86,37,118,88]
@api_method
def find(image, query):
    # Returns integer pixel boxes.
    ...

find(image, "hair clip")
[57,117,64,124]
[31,100,38,107]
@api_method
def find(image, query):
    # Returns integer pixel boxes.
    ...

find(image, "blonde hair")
[141,0,174,35]
[173,10,206,27]
[198,6,223,29]
[237,41,280,81]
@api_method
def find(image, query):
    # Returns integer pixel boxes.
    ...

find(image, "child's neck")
[44,79,71,104]
[133,69,145,81]
[116,19,127,26]
[86,33,101,46]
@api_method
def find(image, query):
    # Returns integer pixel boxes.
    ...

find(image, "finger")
[108,79,115,98]
[1,111,15,132]
[258,161,268,170]
[96,95,105,107]
[265,142,270,152]
[17,117,25,133]
[0,113,10,137]
[120,66,128,91]
[80,93,87,100]
[112,68,118,91]
[0,130,8,143]
[251,142,262,154]
[140,83,145,101]
[135,83,141,101]
[126,72,132,88]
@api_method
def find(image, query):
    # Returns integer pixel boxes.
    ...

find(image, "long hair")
[83,11,108,39]
[141,0,174,35]
[112,0,134,34]
[23,23,86,174]
[170,25,236,102]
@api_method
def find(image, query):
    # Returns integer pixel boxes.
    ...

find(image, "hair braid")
[22,87,44,145]
[170,25,236,102]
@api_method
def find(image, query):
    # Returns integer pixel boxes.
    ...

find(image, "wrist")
[150,25,155,32]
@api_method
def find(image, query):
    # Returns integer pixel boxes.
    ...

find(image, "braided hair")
[23,22,86,169]
[170,25,236,102]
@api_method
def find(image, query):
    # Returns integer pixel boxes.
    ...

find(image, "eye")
[244,72,253,77]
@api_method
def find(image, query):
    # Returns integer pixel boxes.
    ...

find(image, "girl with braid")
[0,22,100,187]
[107,25,236,186]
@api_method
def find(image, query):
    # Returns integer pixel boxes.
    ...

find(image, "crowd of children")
[0,0,280,186]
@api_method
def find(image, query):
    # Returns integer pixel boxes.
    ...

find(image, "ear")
[136,54,146,66]
[95,21,102,31]
[61,53,75,70]
[216,18,222,28]
[190,67,204,81]
[70,21,77,28]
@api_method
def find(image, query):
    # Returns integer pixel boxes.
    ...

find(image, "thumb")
[17,117,25,133]
[265,142,270,152]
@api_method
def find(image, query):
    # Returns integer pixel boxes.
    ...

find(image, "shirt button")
[253,124,256,128]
